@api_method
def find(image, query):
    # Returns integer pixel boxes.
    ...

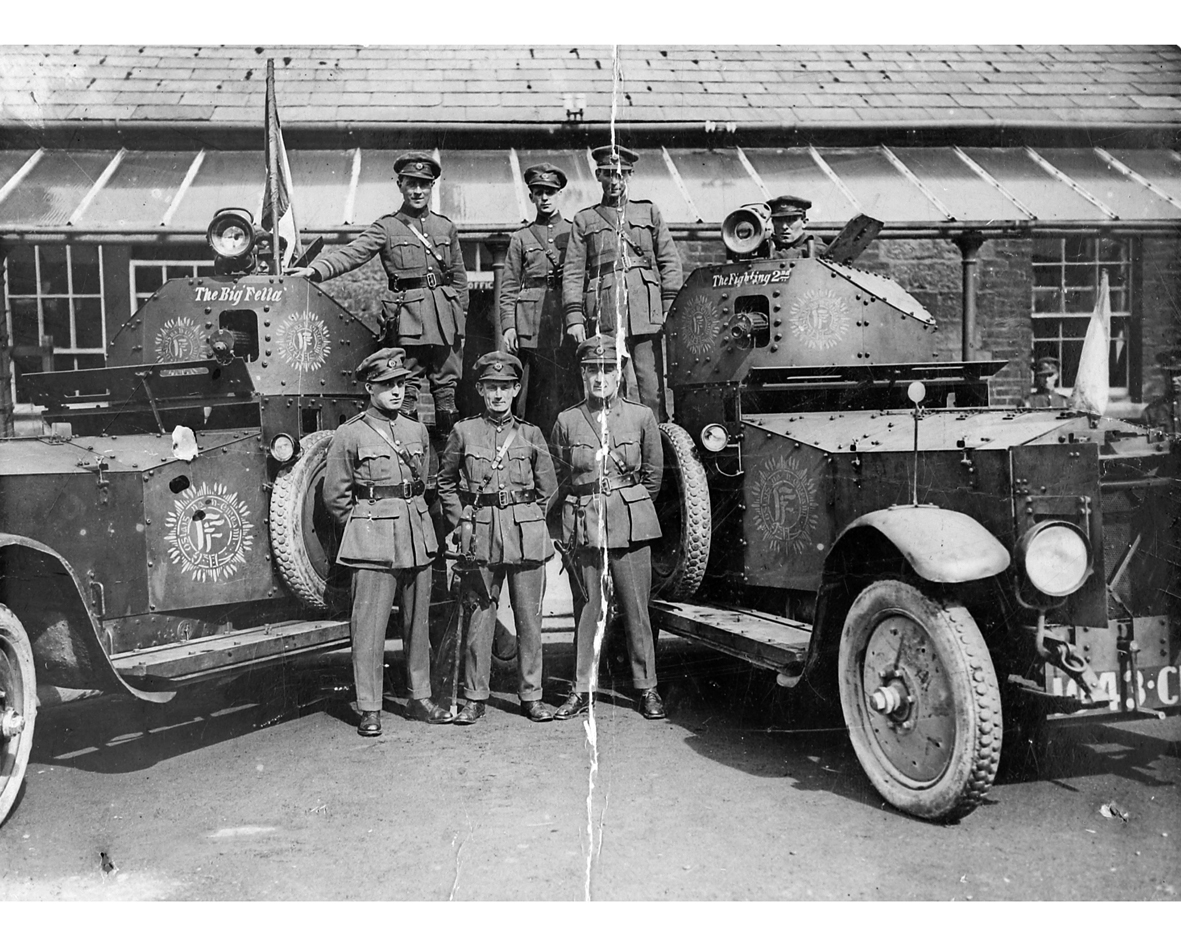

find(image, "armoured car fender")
[0,533,174,704]
[834,506,1011,584]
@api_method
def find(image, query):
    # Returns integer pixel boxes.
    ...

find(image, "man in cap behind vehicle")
[768,195,827,260]
[324,347,451,735]
[550,334,665,721]
[437,351,559,724]
[1023,356,1071,409]
[499,162,578,437]
[290,152,468,433]
[1141,348,1181,434]
[562,145,682,420]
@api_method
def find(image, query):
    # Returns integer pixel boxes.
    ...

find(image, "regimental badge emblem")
[154,316,206,362]
[276,311,331,372]
[750,454,819,557]
[789,289,851,350]
[164,482,255,582]
[680,293,719,357]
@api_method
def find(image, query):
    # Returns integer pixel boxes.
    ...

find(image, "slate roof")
[2,44,1179,128]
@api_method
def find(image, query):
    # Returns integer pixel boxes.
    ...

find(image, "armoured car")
[648,205,1180,821]
[0,210,390,824]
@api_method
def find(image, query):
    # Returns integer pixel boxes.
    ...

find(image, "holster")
[458,505,477,563]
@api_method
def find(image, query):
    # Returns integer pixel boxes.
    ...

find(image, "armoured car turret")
[649,204,1179,822]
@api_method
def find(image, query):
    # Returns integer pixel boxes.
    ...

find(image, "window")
[130,258,216,311]
[461,241,495,292]
[1032,236,1133,395]
[4,244,107,402]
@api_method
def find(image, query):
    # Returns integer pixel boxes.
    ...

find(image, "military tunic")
[1142,393,1180,433]
[562,201,683,418]
[324,407,439,708]
[438,413,558,701]
[771,234,826,260]
[309,209,468,413]
[499,216,578,434]
[1023,389,1072,410]
[551,396,663,693]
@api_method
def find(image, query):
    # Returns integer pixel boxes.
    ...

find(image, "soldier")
[499,162,578,438]
[290,152,468,433]
[1023,356,1071,409]
[437,351,559,724]
[1141,349,1181,434]
[550,334,666,721]
[324,347,451,735]
[768,195,827,259]
[562,145,682,421]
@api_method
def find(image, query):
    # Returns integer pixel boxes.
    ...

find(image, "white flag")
[1069,271,1111,416]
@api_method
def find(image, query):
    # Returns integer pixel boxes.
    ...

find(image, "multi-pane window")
[131,259,215,311]
[1032,236,1133,394]
[3,244,107,402]
[461,241,496,291]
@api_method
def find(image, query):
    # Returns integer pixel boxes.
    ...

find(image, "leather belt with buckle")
[389,272,451,291]
[357,481,425,501]
[571,473,639,496]
[589,261,652,281]
[462,488,539,509]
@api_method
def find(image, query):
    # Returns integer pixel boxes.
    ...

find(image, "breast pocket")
[463,447,493,490]
[356,445,394,482]
[570,439,600,476]
[390,240,424,271]
[611,438,640,471]
[506,442,536,488]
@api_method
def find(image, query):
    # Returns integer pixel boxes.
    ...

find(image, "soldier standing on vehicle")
[437,351,559,724]
[324,348,452,735]
[550,334,665,721]
[499,162,577,438]
[768,195,827,260]
[290,152,468,433]
[562,145,682,421]
[1023,356,1072,409]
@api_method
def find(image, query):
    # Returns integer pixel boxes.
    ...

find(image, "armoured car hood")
[0,430,257,476]
[745,408,1147,453]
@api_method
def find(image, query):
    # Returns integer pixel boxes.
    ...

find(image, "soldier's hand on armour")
[502,328,519,353]
[286,266,314,278]
[567,325,586,344]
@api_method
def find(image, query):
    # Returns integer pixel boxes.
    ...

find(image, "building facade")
[2,45,1179,423]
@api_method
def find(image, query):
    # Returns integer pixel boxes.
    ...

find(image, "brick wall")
[1140,235,1181,402]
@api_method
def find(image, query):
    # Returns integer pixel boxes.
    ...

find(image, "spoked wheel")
[270,430,349,613]
[0,605,36,825]
[838,580,1001,822]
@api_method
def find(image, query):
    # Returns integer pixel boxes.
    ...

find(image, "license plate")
[1045,662,1181,712]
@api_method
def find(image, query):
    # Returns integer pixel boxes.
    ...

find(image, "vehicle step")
[111,618,351,685]
[650,600,811,673]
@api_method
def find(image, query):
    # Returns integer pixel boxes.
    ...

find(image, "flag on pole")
[261,59,301,270]
[1069,270,1111,416]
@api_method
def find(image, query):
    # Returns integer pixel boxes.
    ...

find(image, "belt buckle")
[426,271,438,289]
[496,489,509,509]
[600,477,612,496]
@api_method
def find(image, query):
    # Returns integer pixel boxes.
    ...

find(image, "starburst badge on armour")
[789,289,851,350]
[164,482,255,582]
[276,311,331,372]
[155,316,206,362]
[750,454,820,556]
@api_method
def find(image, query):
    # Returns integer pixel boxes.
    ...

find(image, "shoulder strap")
[523,225,562,273]
[473,424,519,493]
[360,415,422,483]
[392,213,445,265]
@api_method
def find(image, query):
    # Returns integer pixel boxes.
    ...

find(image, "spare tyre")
[651,422,712,600]
[270,430,350,613]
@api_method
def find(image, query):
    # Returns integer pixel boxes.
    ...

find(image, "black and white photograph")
[0,17,1178,905]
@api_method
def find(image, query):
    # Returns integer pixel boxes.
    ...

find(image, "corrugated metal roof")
[1,145,1177,236]
[2,45,1178,128]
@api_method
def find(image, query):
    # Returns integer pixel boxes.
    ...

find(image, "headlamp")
[1019,520,1091,597]
[207,207,256,264]
[269,433,297,465]
[700,423,729,453]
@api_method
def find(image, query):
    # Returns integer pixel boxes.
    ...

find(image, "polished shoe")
[553,692,590,720]
[521,700,555,723]
[453,700,486,725]
[406,697,453,724]
[638,688,666,720]
[357,710,382,737]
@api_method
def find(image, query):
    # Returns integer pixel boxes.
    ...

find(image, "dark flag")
[261,58,301,270]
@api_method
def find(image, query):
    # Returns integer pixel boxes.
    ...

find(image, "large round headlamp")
[700,423,729,453]
[1019,521,1091,597]
[269,433,297,465]
[207,207,256,263]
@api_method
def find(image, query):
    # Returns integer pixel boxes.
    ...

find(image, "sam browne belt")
[589,260,652,281]
[570,473,639,496]
[389,271,452,291]
[356,481,425,501]
[461,488,539,509]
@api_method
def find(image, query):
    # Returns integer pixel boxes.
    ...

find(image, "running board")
[111,618,351,687]
[650,600,812,679]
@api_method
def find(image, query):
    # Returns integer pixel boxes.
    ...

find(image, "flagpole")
[266,59,281,275]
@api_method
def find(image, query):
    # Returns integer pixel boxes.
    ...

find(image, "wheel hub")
[869,674,914,726]
[0,707,24,738]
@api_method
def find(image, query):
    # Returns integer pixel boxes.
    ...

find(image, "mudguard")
[0,534,175,704]
[835,506,1011,584]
